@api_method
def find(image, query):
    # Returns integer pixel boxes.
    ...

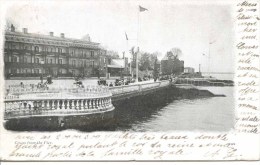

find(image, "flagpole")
[136,6,140,83]
[208,42,210,77]
[126,37,132,77]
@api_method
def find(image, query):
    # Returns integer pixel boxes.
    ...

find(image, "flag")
[125,32,128,40]
[130,46,135,55]
[139,5,148,12]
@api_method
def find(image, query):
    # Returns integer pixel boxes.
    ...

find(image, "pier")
[110,80,170,101]
[3,78,227,131]
[175,78,234,86]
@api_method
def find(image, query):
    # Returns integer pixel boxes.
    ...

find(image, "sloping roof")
[5,31,100,49]
[107,59,125,68]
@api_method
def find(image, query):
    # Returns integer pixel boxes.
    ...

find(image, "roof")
[5,31,100,49]
[107,59,125,68]
[184,67,195,69]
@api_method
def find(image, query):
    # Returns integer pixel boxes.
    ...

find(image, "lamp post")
[208,40,216,77]
[40,59,45,83]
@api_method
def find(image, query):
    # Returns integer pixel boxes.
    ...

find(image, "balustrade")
[6,85,111,98]
[109,80,170,95]
[5,81,170,119]
[4,97,114,119]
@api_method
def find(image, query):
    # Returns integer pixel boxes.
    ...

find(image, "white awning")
[107,59,125,68]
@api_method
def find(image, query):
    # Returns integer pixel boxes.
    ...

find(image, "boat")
[4,82,115,131]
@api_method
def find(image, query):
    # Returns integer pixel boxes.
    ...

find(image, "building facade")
[184,67,195,74]
[161,57,184,75]
[107,57,129,77]
[4,26,103,79]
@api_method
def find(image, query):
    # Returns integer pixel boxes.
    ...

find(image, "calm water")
[5,79,234,132]
[116,87,235,132]
[202,73,234,81]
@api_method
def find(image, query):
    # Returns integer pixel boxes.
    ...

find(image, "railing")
[5,97,113,119]
[4,84,114,119]
[175,78,233,86]
[4,80,170,119]
[6,85,111,99]
[109,80,170,95]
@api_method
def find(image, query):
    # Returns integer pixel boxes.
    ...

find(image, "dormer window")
[34,46,39,53]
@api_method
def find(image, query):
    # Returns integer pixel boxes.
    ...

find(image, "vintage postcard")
[0,0,259,161]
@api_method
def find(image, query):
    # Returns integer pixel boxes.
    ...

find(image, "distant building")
[4,26,102,78]
[161,55,184,75]
[106,57,129,77]
[184,67,195,73]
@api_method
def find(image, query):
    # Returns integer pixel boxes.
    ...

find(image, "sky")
[3,0,235,73]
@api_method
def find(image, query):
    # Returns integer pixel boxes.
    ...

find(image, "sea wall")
[112,85,224,129]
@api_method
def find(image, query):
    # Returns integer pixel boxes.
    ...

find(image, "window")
[72,70,75,75]
[90,51,94,57]
[4,43,8,49]
[4,55,8,62]
[11,68,17,73]
[8,43,12,49]
[91,61,94,67]
[26,69,31,73]
[58,48,62,54]
[11,56,18,62]
[59,59,63,64]
[71,49,75,56]
[34,46,39,52]
[72,60,76,66]
[20,44,24,49]
[59,69,63,74]
[12,44,17,50]
[50,59,53,64]
[51,48,53,53]
[34,69,39,74]
[35,58,40,64]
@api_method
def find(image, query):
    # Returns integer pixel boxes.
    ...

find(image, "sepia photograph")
[3,1,235,132]
[0,0,259,161]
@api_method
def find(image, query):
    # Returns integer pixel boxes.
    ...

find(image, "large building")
[184,67,195,74]
[4,25,104,79]
[161,56,184,75]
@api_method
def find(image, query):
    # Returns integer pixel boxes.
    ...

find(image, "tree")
[106,50,119,58]
[5,18,19,31]
[139,53,151,71]
[153,57,159,80]
[166,48,182,60]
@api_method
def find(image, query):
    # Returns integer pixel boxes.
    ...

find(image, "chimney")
[23,28,28,34]
[49,32,54,36]
[11,24,15,32]
[60,33,65,38]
